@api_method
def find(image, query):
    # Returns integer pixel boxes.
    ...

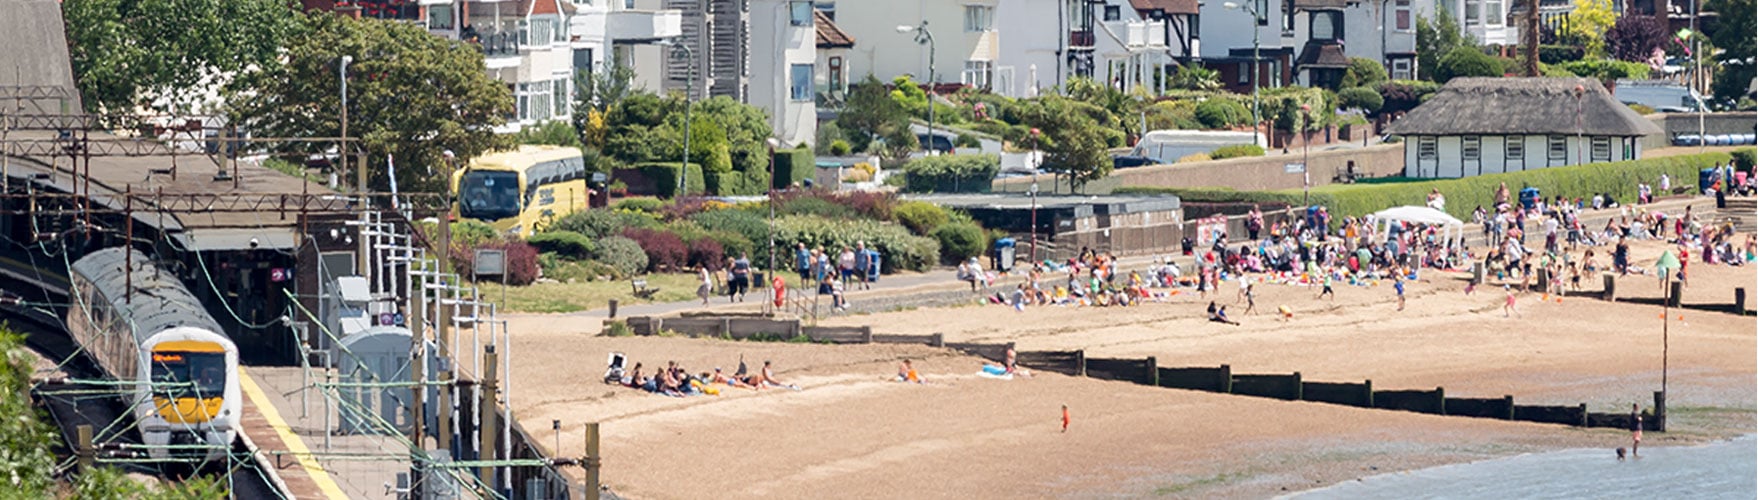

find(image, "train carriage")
[66,247,240,462]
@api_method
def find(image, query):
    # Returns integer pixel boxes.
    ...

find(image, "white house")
[566,0,682,97]
[994,0,1189,96]
[1338,0,1520,81]
[814,9,855,104]
[749,0,819,147]
[1386,78,1663,178]
[418,0,583,131]
[831,0,1004,94]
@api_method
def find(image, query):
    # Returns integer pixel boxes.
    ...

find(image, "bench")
[631,277,660,300]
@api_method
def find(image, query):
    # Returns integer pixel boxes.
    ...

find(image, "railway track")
[1,261,286,498]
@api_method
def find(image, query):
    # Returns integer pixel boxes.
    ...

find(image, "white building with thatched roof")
[1385,77,1664,178]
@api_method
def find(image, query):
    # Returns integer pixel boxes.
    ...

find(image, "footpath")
[568,194,1732,321]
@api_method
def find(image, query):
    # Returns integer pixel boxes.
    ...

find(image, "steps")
[1717,197,1756,233]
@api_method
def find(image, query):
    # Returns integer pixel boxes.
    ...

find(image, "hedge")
[771,148,815,189]
[1118,152,1733,225]
[526,230,596,259]
[1210,144,1266,160]
[902,153,999,193]
[619,162,705,199]
[1732,147,1754,172]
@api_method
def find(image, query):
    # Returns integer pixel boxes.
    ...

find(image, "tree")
[1705,0,1755,101]
[1169,66,1222,91]
[1604,14,1671,62]
[227,13,513,193]
[1561,0,1619,57]
[63,0,298,113]
[1436,47,1503,82]
[1018,96,1110,192]
[839,75,910,153]
[1341,57,1388,89]
[1338,87,1384,113]
[1415,8,1474,81]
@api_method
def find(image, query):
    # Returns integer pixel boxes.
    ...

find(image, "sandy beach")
[494,238,1755,499]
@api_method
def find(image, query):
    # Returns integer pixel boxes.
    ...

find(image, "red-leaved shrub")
[621,228,688,272]
[686,237,725,270]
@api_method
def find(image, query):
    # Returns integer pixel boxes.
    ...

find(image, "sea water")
[1291,435,1756,499]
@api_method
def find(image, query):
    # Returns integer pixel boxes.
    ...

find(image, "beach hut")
[1369,206,1466,247]
[1385,77,1663,178]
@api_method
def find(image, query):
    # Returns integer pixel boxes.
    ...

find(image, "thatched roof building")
[1386,77,1663,137]
[1385,77,1664,178]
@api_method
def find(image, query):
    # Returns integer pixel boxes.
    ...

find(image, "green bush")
[620,162,706,198]
[774,215,939,272]
[1210,144,1266,160]
[771,148,815,189]
[549,208,660,239]
[1194,99,1252,129]
[829,139,852,156]
[1557,59,1652,81]
[449,219,501,246]
[930,220,986,264]
[1732,148,1755,173]
[612,197,665,213]
[1338,86,1384,113]
[902,153,1000,193]
[1118,152,1733,224]
[593,236,649,277]
[706,170,759,195]
[1341,57,1388,88]
[955,133,982,148]
[689,209,771,267]
[893,200,950,235]
[1435,47,1502,83]
[526,230,596,260]
[779,196,857,219]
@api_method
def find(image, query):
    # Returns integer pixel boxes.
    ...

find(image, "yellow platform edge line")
[238,369,351,500]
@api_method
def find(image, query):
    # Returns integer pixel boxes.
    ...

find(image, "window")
[554,78,570,118]
[1391,58,1412,79]
[1506,135,1524,160]
[624,0,634,8]
[428,4,454,30]
[790,64,813,101]
[1256,0,1269,25]
[963,60,993,89]
[1311,11,1342,40]
[1465,0,1481,25]
[828,56,844,92]
[529,17,558,46]
[516,83,529,121]
[1485,0,1503,26]
[1462,135,1481,160]
[574,48,595,72]
[1238,62,1250,84]
[1418,137,1437,160]
[555,18,567,42]
[1547,135,1567,160]
[1104,5,1121,21]
[1394,0,1411,31]
[965,5,995,32]
[1591,136,1611,161]
[790,1,814,26]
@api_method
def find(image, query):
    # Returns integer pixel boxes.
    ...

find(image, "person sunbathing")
[1209,305,1240,325]
[896,359,923,384]
[709,367,754,389]
[745,360,798,390]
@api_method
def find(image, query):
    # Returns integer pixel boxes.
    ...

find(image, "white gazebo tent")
[1370,206,1467,248]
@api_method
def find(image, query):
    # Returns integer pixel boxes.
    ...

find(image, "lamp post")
[897,21,937,154]
[766,137,781,281]
[1573,84,1584,164]
[660,39,696,196]
[1223,2,1263,147]
[1300,103,1311,207]
[1029,181,1040,264]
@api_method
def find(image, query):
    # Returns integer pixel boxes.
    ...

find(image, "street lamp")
[1029,182,1040,264]
[659,39,696,197]
[1223,2,1263,148]
[766,137,781,283]
[1573,84,1584,164]
[339,55,354,193]
[897,21,937,155]
[1300,103,1311,207]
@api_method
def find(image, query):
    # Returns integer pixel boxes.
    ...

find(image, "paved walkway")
[566,195,1729,320]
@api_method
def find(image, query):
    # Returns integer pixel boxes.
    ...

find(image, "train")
[65,247,240,463]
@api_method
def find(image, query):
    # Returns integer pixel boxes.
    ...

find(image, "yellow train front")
[67,247,241,464]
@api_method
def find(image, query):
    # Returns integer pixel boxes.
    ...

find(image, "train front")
[141,329,241,463]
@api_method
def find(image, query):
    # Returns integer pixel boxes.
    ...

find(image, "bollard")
[1669,281,1683,308]
[1363,379,1374,408]
[608,299,618,319]
[1602,274,1617,301]
[1736,288,1746,314]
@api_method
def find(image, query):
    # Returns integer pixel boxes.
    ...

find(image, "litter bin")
[993,237,1016,273]
[1519,187,1541,210]
[1699,167,1718,194]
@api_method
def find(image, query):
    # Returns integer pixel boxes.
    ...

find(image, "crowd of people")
[608,356,798,397]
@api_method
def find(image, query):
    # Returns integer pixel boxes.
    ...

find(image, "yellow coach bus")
[451,145,591,236]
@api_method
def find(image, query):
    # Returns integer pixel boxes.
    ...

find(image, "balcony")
[605,9,682,42]
[1103,20,1169,49]
[1069,30,1095,48]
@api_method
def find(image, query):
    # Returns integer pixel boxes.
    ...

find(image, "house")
[1292,0,1350,89]
[1385,77,1663,178]
[748,0,819,147]
[1195,0,1296,94]
[832,0,1006,94]
[1338,0,1520,81]
[419,0,582,131]
[995,0,1191,96]
[814,9,855,107]
[568,1,683,97]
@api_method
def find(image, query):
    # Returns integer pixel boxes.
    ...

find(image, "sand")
[491,238,1755,499]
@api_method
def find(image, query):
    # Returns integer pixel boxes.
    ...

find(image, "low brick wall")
[995,143,1405,194]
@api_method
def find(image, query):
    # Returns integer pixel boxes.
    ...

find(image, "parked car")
[1112,155,1167,169]
[916,133,954,154]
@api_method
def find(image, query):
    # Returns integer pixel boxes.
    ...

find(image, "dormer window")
[1310,11,1342,41]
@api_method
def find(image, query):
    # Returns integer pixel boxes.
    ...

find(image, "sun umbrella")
[1654,250,1681,276]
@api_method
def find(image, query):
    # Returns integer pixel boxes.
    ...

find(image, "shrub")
[593,236,649,277]
[779,196,856,219]
[930,220,986,264]
[613,197,665,214]
[618,162,705,198]
[549,209,660,239]
[449,219,500,246]
[1376,80,1441,115]
[773,215,939,272]
[1557,58,1652,81]
[954,133,982,148]
[1733,148,1756,173]
[621,228,688,272]
[685,237,725,270]
[771,148,815,189]
[526,231,596,260]
[902,153,1000,193]
[452,240,540,286]
[1210,144,1266,160]
[1177,152,1212,163]
[829,139,852,156]
[1341,57,1388,89]
[1435,47,1503,83]
[1338,86,1384,113]
[893,200,950,235]
[1194,99,1251,129]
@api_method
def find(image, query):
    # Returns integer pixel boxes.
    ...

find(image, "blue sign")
[393,313,406,327]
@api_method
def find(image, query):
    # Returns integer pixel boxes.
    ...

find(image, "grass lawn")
[471,273,701,313]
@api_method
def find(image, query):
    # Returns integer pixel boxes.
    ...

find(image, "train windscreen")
[149,352,228,398]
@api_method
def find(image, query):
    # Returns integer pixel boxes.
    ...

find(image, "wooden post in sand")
[1602,274,1617,301]
[1434,387,1447,415]
[1736,288,1747,314]
[1218,364,1232,394]
[1653,391,1667,432]
[1362,380,1374,408]
[1144,357,1158,386]
[1502,395,1515,420]
[584,422,601,500]
[1075,350,1087,377]
[1668,281,1683,308]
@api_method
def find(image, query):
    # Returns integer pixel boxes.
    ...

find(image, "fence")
[615,315,1663,432]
